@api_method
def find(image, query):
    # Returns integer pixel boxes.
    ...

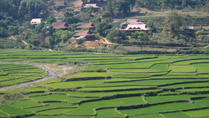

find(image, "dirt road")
[0,63,56,92]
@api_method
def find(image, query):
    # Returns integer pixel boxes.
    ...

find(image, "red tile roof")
[74,30,89,37]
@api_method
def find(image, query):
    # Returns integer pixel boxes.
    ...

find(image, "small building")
[184,26,194,31]
[119,19,149,32]
[76,22,96,30]
[30,18,41,25]
[73,30,95,40]
[82,4,100,11]
[52,22,68,29]
[184,26,195,34]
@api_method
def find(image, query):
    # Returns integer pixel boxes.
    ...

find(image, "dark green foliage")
[0,27,8,37]
[0,93,24,105]
[164,11,184,35]
[137,0,209,10]
[96,22,112,37]
[63,7,79,24]
[47,16,56,24]
[18,0,47,20]
[136,0,161,10]
[107,29,127,43]
[131,31,149,41]
[104,0,132,18]
[53,30,74,44]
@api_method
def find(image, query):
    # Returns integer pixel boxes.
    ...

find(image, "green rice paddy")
[0,50,209,118]
[0,64,46,87]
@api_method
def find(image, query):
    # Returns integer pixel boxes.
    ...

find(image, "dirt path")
[0,62,56,92]
[42,63,77,77]
[8,36,29,45]
[0,110,9,117]
[204,44,209,48]
[100,38,113,45]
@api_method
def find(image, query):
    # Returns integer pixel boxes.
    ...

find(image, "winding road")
[0,63,56,92]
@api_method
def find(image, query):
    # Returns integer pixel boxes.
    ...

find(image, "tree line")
[0,0,47,19]
[103,0,209,18]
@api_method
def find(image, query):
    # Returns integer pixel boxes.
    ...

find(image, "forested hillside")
[0,0,209,54]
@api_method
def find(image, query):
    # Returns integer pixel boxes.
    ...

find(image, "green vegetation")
[0,0,209,53]
[0,50,209,118]
[0,64,46,87]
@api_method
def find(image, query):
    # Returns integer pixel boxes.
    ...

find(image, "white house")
[30,18,41,25]
[120,19,149,31]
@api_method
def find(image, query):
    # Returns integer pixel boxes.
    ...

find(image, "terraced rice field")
[0,64,46,88]
[0,50,209,118]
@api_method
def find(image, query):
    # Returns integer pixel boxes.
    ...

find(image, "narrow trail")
[0,110,9,117]
[0,62,56,92]
[8,36,29,45]
[203,44,209,49]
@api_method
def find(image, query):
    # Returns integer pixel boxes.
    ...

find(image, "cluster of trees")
[0,13,19,37]
[102,0,209,18]
[136,0,209,10]
[0,93,24,105]
[0,0,48,19]
[23,20,74,48]
[103,0,136,18]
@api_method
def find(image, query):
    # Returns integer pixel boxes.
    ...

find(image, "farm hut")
[30,18,41,25]
[183,26,195,34]
[73,30,95,40]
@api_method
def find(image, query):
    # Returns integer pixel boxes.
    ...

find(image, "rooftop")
[74,30,89,37]
[30,18,41,24]
[52,22,67,29]
[83,4,99,8]
[127,19,139,24]
[120,19,149,31]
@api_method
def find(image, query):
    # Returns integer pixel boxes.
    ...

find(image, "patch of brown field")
[83,40,106,49]
[42,63,78,77]
[72,0,82,8]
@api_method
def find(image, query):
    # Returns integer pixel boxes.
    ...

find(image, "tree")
[0,0,21,18]
[0,27,8,37]
[96,22,112,37]
[205,2,209,13]
[105,0,132,18]
[63,7,78,24]
[107,29,127,43]
[18,0,47,19]
[118,0,131,16]
[105,1,115,18]
[164,11,184,35]
[147,21,157,33]
[53,30,74,44]
[131,31,148,41]
[47,16,56,24]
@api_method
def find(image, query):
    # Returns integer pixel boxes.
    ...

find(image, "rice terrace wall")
[0,50,209,118]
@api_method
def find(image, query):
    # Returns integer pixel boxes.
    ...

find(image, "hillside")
[0,0,209,54]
